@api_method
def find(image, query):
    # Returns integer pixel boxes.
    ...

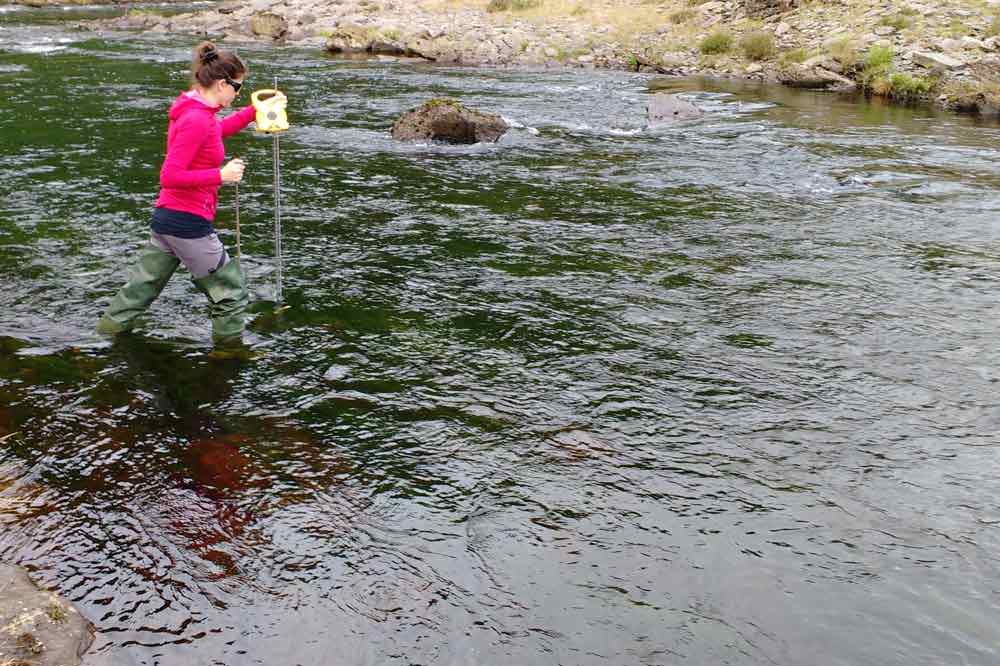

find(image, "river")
[1,5,999,665]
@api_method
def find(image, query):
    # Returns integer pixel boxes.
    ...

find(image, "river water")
[1,5,999,666]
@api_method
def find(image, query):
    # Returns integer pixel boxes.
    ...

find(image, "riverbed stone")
[0,563,95,665]
[391,98,509,143]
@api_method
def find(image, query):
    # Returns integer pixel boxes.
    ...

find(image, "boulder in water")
[0,563,95,665]
[391,98,509,144]
[647,94,704,124]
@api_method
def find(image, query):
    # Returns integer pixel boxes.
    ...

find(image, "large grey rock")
[647,94,704,123]
[391,99,509,143]
[912,51,964,71]
[0,563,95,665]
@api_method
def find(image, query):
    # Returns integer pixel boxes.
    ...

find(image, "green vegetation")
[699,30,733,55]
[879,13,913,31]
[486,0,542,11]
[888,72,935,102]
[669,8,695,23]
[780,47,810,64]
[856,45,935,104]
[739,30,776,60]
[828,36,859,70]
[46,601,67,623]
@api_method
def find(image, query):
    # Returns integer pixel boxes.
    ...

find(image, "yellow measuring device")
[251,89,289,133]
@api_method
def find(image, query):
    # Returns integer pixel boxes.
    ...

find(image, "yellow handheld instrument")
[251,89,289,133]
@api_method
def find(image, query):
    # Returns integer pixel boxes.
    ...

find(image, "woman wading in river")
[97,41,283,345]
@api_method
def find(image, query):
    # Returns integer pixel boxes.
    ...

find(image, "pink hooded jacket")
[155,91,256,222]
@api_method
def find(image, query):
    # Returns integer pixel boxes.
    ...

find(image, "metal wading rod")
[234,181,241,264]
[273,75,283,305]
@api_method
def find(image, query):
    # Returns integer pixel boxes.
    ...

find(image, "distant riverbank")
[75,0,1000,116]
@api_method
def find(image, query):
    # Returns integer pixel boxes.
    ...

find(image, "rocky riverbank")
[82,0,1000,115]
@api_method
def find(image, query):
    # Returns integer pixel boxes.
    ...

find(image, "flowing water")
[2,6,1000,665]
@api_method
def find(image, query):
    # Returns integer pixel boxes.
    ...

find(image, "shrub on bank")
[739,30,775,61]
[700,31,733,55]
[856,45,936,104]
[828,36,860,70]
[487,0,541,12]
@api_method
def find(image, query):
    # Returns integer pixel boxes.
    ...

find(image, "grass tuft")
[739,30,775,61]
[699,30,733,55]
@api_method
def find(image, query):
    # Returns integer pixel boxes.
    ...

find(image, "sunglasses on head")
[224,77,243,94]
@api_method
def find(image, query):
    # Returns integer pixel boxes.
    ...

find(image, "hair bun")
[201,47,219,64]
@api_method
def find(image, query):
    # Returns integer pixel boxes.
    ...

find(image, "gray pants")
[150,231,229,279]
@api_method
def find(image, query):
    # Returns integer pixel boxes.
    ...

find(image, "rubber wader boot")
[96,243,180,335]
[192,258,249,345]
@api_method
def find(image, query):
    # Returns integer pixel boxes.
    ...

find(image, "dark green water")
[2,5,1000,665]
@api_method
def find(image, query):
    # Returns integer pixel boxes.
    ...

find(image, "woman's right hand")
[220,158,245,183]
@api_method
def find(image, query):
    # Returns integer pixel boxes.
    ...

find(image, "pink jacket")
[155,91,256,222]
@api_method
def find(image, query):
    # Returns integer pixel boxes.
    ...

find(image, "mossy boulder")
[390,98,509,143]
[0,563,95,665]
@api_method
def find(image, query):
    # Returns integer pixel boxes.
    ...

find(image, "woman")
[96,41,283,345]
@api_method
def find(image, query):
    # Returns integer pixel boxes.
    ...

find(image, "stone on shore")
[912,51,964,72]
[0,562,95,666]
[391,98,509,144]
[251,11,288,40]
[647,94,704,124]
[778,63,857,91]
[324,23,372,54]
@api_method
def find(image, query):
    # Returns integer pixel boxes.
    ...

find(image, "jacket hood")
[168,91,220,121]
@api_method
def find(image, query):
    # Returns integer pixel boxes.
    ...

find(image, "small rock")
[961,36,986,50]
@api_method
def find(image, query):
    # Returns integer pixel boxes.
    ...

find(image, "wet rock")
[778,63,857,91]
[251,11,288,39]
[647,94,704,124]
[0,563,95,666]
[391,98,509,144]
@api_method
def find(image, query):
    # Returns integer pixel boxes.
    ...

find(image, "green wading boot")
[192,259,249,346]
[96,244,180,336]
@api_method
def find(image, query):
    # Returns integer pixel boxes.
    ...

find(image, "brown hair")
[191,41,247,88]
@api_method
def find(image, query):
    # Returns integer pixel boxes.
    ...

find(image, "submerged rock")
[0,563,95,665]
[647,94,704,124]
[390,98,509,144]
